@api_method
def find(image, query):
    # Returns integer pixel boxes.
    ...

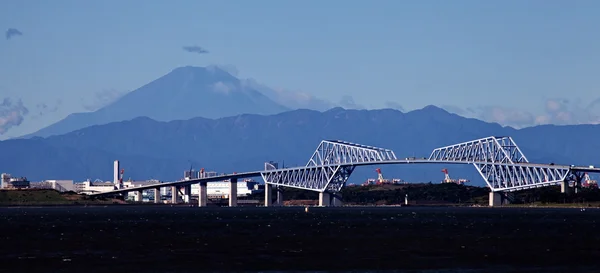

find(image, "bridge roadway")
[90,159,600,195]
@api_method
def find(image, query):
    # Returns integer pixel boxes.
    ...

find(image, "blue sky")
[1,0,600,138]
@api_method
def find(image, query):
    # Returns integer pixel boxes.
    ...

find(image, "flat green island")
[3,183,600,207]
[255,183,600,208]
[0,189,124,206]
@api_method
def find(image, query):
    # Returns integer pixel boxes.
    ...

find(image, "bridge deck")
[90,159,600,196]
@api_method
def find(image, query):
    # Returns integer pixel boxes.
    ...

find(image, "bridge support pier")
[574,175,584,194]
[183,185,191,204]
[331,192,343,207]
[319,192,330,207]
[276,186,284,206]
[563,173,586,195]
[198,182,207,207]
[171,186,178,204]
[154,188,161,203]
[489,192,501,207]
[561,181,572,194]
[134,190,143,202]
[488,192,513,207]
[264,184,272,207]
[229,178,238,207]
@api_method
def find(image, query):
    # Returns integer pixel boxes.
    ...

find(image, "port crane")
[118,169,125,189]
[583,173,598,189]
[362,168,403,186]
[440,168,469,185]
[376,168,384,184]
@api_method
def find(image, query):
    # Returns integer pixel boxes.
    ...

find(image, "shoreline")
[3,187,600,209]
[1,203,598,209]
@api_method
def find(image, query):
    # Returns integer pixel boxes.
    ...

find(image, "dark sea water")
[1,205,599,272]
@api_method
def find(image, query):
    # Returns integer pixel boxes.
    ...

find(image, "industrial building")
[75,179,117,194]
[2,159,263,203]
[1,173,30,189]
[76,178,158,195]
[30,180,75,192]
[189,179,261,198]
[73,161,160,198]
[184,168,263,198]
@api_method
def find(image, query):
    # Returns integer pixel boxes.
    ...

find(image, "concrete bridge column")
[574,176,583,194]
[319,192,331,207]
[229,178,238,207]
[276,186,284,206]
[198,182,207,207]
[489,192,502,207]
[331,192,343,207]
[135,190,143,202]
[504,192,513,205]
[183,185,191,204]
[171,186,178,204]
[154,188,161,203]
[264,184,272,207]
[561,181,570,194]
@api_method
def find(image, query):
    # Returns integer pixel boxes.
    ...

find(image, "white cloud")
[211,81,235,94]
[443,97,600,128]
[384,101,404,112]
[240,78,335,111]
[339,95,365,109]
[532,98,600,125]
[0,98,29,135]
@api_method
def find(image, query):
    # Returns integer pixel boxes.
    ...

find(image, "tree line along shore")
[1,183,600,207]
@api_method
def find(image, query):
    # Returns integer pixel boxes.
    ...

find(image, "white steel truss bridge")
[92,136,600,198]
[261,136,599,193]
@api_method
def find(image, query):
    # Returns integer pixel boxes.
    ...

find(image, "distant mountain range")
[2,106,600,185]
[7,65,600,185]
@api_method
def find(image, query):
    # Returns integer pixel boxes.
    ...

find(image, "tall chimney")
[113,160,120,188]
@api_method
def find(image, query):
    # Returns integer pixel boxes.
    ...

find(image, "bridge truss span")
[306,140,397,166]
[262,140,396,192]
[474,162,570,192]
[428,136,529,164]
[260,165,357,192]
[262,136,575,193]
[428,135,571,191]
